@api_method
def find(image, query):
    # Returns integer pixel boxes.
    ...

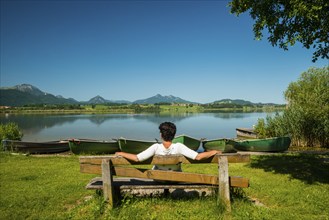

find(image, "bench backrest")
[79,153,250,175]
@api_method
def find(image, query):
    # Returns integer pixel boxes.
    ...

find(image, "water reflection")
[0,112,274,141]
[213,112,249,119]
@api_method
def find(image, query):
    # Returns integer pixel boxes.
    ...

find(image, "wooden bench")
[79,153,250,212]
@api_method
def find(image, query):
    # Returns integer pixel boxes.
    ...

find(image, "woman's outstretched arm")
[115,152,139,162]
[195,150,221,160]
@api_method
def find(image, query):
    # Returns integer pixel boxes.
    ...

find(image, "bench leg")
[164,188,170,197]
[102,159,114,208]
[218,156,231,212]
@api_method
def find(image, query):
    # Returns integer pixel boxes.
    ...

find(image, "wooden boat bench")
[79,154,250,211]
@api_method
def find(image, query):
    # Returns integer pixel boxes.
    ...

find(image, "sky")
[1,0,328,104]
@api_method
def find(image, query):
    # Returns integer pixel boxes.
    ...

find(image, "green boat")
[118,138,158,154]
[231,136,291,152]
[172,135,201,151]
[202,138,237,153]
[2,139,70,154]
[68,139,119,155]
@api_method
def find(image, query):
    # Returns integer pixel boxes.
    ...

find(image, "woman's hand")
[115,152,124,157]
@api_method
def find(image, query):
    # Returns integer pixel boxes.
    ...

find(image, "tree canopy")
[229,0,329,62]
[285,66,329,108]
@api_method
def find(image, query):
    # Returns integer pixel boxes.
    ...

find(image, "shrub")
[255,66,329,148]
[0,122,23,143]
[254,113,288,138]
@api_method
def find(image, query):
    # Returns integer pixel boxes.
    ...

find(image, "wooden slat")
[80,164,249,188]
[114,167,218,184]
[80,164,101,174]
[79,154,250,166]
[112,167,248,187]
[229,176,249,188]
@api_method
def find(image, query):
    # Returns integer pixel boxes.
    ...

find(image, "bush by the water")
[0,122,23,143]
[255,66,329,148]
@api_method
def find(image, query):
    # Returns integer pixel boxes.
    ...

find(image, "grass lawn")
[0,152,328,220]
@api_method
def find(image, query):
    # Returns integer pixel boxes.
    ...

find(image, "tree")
[229,0,329,62]
[284,66,329,147]
[254,67,329,147]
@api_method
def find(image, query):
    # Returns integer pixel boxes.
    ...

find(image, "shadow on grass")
[249,153,329,184]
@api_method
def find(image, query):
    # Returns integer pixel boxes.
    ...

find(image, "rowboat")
[202,138,237,153]
[2,139,70,154]
[172,135,201,151]
[236,128,257,139]
[68,139,119,155]
[231,136,291,152]
[118,138,158,154]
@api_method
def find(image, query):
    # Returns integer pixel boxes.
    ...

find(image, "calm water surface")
[0,112,275,141]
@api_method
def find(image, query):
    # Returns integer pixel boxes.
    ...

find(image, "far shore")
[0,104,285,115]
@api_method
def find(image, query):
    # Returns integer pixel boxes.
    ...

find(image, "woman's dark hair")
[159,122,176,141]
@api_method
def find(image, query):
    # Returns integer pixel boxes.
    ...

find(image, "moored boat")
[172,135,201,151]
[202,138,237,153]
[236,128,257,139]
[68,139,119,155]
[2,139,70,154]
[231,136,291,152]
[118,138,158,154]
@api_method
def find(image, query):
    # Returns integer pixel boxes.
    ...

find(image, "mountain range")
[0,84,278,107]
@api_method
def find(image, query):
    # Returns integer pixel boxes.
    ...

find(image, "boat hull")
[236,128,257,139]
[172,135,201,151]
[68,139,119,155]
[232,136,291,152]
[118,138,158,154]
[202,138,237,153]
[2,140,70,154]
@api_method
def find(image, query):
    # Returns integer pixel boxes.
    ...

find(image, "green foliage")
[132,104,161,113]
[255,67,329,147]
[254,113,288,138]
[284,67,329,147]
[229,0,329,62]
[0,122,23,142]
[24,104,83,110]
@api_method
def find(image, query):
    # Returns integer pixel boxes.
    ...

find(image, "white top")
[137,142,198,171]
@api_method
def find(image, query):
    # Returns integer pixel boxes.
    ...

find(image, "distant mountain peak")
[88,95,108,104]
[13,84,47,96]
[0,84,78,106]
[133,94,194,104]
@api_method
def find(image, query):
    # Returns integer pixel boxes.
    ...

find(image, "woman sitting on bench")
[115,122,221,171]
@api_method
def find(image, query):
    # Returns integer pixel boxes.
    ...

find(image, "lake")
[0,112,275,141]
